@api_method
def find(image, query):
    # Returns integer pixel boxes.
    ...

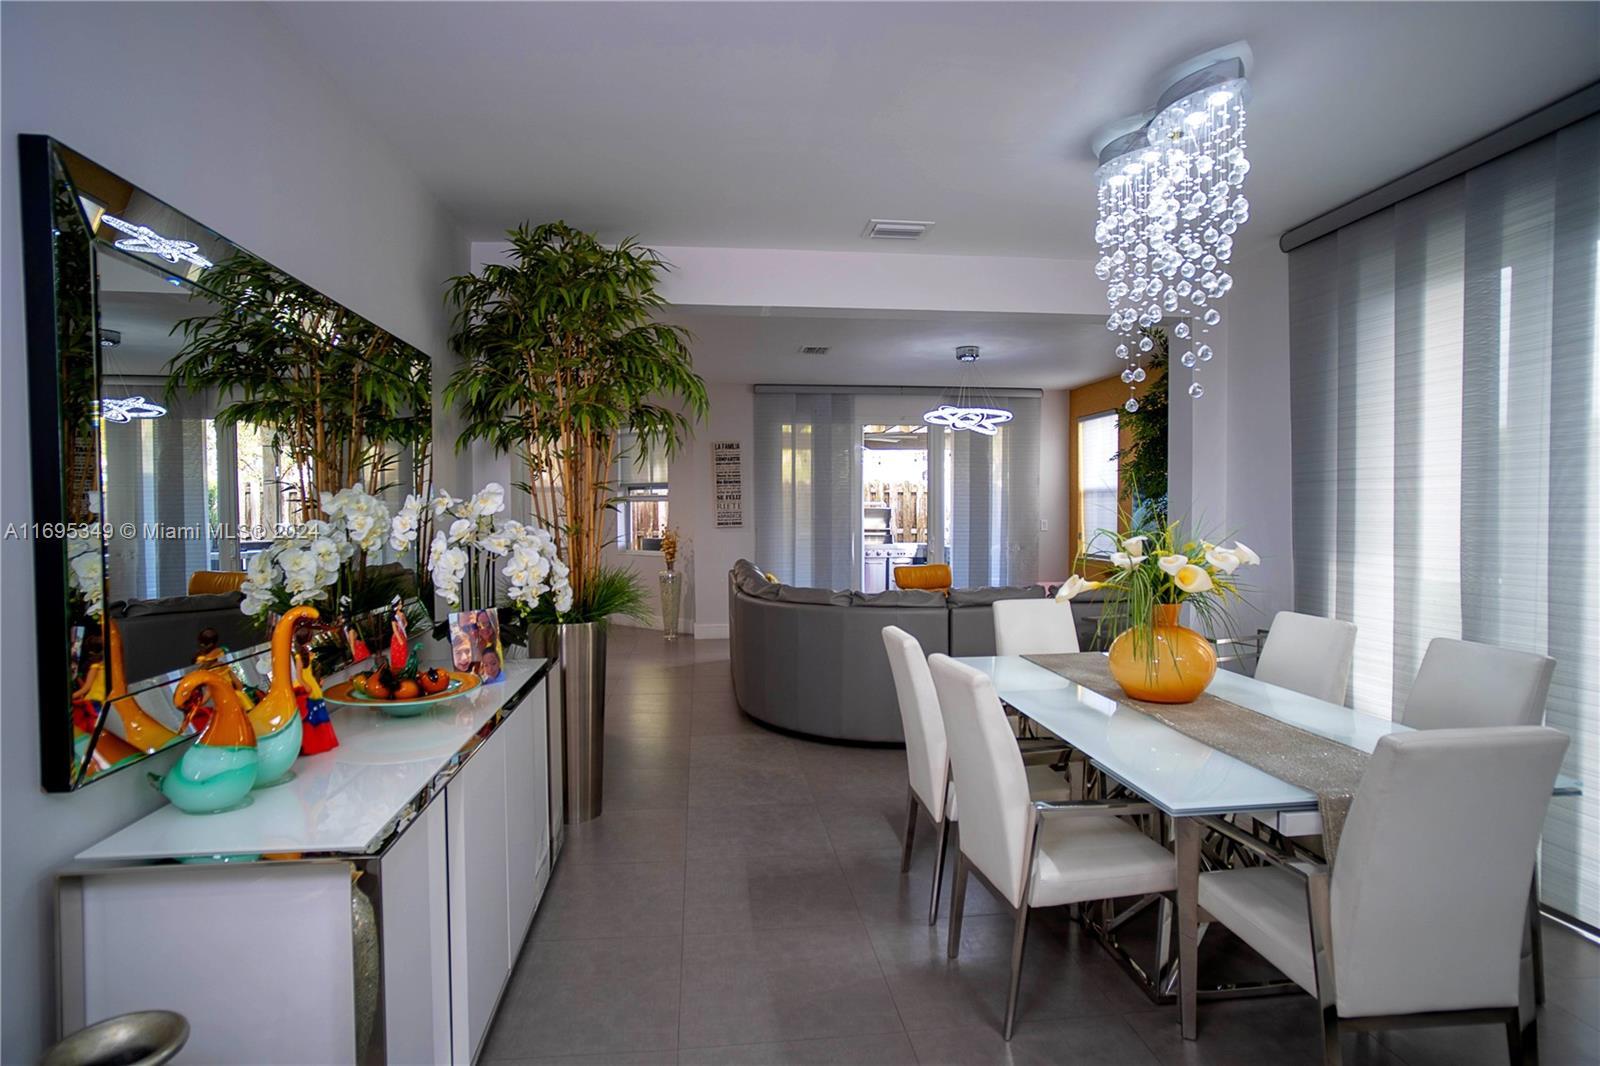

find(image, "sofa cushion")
[775,584,853,606]
[120,591,245,617]
[731,560,781,599]
[946,584,1047,607]
[849,588,948,608]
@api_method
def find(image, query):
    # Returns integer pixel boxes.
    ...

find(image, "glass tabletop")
[956,656,1581,816]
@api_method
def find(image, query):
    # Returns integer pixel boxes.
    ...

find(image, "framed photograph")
[448,608,505,684]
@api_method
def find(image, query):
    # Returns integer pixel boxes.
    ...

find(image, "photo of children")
[449,608,505,684]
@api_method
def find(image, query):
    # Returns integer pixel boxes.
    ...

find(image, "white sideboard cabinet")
[60,658,558,1065]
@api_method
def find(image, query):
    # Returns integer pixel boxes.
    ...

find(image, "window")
[1288,115,1599,926]
[615,434,669,552]
[1076,411,1120,557]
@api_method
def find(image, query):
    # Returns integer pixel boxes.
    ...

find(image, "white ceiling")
[98,255,215,377]
[667,306,1115,388]
[272,2,1598,258]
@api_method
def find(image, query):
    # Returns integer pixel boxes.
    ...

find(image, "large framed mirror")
[20,136,433,791]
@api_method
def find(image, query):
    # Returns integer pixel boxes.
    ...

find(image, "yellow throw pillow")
[894,564,952,592]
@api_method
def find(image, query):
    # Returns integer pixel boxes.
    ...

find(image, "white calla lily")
[1055,575,1103,602]
[1174,564,1214,594]
[1205,547,1241,574]
[1157,553,1189,576]
[1121,535,1148,554]
[1110,551,1145,570]
[1231,540,1261,566]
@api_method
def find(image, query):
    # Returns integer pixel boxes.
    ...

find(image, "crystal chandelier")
[1093,51,1251,411]
[923,346,1014,437]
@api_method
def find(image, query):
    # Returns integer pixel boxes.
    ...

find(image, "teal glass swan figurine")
[151,669,259,814]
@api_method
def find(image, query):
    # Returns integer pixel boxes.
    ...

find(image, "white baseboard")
[693,623,729,640]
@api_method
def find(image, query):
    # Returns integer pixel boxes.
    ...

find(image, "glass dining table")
[953,655,1582,1040]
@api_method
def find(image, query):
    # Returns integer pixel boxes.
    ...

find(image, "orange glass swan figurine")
[151,669,259,813]
[102,620,181,754]
[248,605,317,785]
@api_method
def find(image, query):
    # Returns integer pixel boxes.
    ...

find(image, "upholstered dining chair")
[881,627,1073,926]
[1253,611,1359,704]
[1398,636,1557,1004]
[928,653,1176,1040]
[1194,726,1567,1065]
[992,599,1079,656]
[1400,638,1555,731]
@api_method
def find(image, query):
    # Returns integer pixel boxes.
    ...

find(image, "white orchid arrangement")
[239,483,393,620]
[401,482,572,617]
[67,539,104,620]
[1057,521,1259,653]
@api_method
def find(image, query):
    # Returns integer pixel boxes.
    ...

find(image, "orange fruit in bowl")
[418,668,450,695]
[364,675,393,700]
[394,679,423,700]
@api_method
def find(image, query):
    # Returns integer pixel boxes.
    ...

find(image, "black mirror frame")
[19,133,88,792]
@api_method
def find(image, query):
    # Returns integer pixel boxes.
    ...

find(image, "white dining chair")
[1194,726,1567,1065]
[992,599,1080,656]
[1400,638,1555,731]
[928,653,1176,1040]
[881,626,1072,925]
[1253,611,1358,704]
[1398,636,1557,1005]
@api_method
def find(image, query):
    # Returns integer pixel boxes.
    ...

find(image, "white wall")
[673,382,757,638]
[1038,388,1072,579]
[1168,236,1295,635]
[473,242,1105,317]
[0,5,466,1059]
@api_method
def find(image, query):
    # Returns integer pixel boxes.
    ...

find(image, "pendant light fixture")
[923,345,1014,436]
[1092,43,1252,411]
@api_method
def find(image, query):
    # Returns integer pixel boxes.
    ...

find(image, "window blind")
[752,387,1043,591]
[752,390,859,589]
[947,391,1041,588]
[1289,115,1599,926]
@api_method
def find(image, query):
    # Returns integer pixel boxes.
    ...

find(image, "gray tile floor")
[484,628,1600,1065]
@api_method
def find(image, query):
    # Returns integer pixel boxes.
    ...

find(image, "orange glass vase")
[1107,604,1218,704]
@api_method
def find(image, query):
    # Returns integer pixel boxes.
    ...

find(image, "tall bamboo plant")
[1116,326,1169,528]
[444,222,708,620]
[167,253,432,520]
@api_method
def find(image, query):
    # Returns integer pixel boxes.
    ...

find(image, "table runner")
[1022,652,1368,857]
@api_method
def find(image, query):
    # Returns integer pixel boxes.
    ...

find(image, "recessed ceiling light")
[862,219,934,240]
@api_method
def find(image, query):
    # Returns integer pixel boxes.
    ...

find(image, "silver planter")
[659,569,683,640]
[534,621,607,823]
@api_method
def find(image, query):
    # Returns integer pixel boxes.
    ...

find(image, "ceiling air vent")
[863,218,933,241]
[798,345,832,355]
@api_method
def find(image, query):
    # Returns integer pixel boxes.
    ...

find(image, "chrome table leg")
[1176,817,1200,1040]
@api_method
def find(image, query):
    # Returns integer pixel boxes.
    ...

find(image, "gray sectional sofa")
[727,559,1105,742]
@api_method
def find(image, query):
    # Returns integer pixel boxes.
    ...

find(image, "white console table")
[59,656,560,1065]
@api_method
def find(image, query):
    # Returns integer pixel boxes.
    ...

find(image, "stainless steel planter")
[544,621,606,822]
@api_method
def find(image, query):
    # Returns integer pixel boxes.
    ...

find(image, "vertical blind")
[947,392,1041,588]
[102,379,216,602]
[753,391,859,589]
[753,388,1042,590]
[1290,115,1599,925]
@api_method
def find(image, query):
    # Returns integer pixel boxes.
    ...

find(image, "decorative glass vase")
[658,569,683,641]
[1106,604,1218,704]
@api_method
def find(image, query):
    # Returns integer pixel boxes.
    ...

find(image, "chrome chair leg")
[1002,904,1033,1041]
[947,853,969,959]
[929,816,952,925]
[900,787,918,873]
[1529,874,1545,1007]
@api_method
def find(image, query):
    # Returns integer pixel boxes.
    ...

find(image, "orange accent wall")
[1067,372,1155,576]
